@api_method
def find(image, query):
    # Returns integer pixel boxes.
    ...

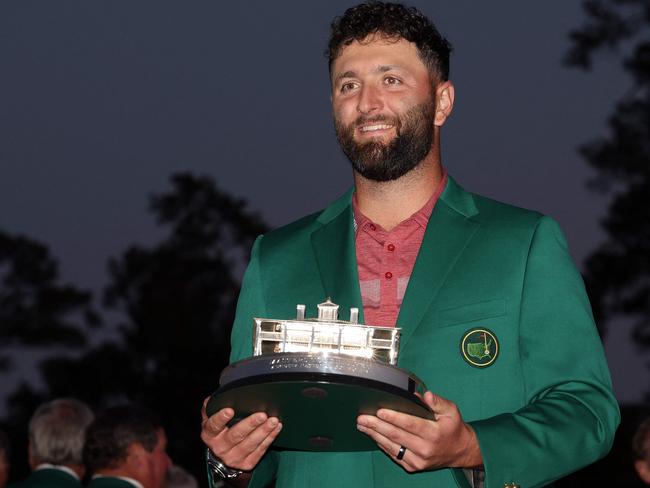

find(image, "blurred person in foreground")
[83,405,171,488]
[634,417,650,485]
[0,429,10,488]
[200,2,620,488]
[8,398,93,488]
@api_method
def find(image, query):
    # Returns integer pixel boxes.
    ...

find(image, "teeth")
[359,124,392,132]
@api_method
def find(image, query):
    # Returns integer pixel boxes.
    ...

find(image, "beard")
[334,102,435,182]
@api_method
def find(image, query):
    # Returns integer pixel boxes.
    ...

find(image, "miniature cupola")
[317,298,339,321]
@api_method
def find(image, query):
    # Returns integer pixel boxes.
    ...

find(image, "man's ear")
[635,458,650,484]
[434,80,455,127]
[125,443,147,471]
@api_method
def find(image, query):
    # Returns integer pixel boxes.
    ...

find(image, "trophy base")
[207,354,433,452]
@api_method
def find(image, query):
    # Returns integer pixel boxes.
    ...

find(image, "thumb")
[423,391,454,416]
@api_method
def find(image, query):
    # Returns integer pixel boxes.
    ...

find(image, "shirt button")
[369,224,376,231]
[387,243,395,252]
[385,272,393,279]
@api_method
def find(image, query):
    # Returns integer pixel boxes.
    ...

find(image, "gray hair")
[29,398,94,465]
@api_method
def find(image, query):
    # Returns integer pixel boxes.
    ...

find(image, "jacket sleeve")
[462,216,620,488]
[228,235,280,488]
[230,235,267,363]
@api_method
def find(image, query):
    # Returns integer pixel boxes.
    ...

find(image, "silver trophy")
[206,299,432,451]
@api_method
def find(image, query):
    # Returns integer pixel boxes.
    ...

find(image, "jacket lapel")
[311,191,364,322]
[396,177,481,349]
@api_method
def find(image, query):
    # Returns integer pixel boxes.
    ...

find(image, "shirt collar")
[35,464,80,480]
[352,169,448,233]
[93,475,144,488]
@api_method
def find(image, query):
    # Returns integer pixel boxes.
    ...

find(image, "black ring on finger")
[396,445,407,460]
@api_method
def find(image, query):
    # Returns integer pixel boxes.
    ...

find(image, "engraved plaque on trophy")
[206,299,433,451]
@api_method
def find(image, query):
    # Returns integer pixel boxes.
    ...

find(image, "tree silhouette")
[3,173,268,481]
[565,0,650,354]
[0,231,99,369]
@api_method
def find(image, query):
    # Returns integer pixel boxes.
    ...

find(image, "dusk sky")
[1,1,646,404]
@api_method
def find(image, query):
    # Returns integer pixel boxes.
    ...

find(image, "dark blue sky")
[0,1,646,403]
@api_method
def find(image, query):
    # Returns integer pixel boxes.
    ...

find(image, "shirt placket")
[381,228,399,326]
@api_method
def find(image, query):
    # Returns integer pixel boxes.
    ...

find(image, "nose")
[357,84,383,115]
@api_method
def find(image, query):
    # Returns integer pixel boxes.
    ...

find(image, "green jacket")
[229,176,620,488]
[8,468,81,488]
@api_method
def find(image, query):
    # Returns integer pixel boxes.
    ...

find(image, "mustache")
[353,114,397,127]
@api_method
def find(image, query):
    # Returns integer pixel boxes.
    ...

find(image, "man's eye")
[384,76,401,85]
[341,82,356,92]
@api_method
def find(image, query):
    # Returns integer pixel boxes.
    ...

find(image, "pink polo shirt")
[352,172,448,327]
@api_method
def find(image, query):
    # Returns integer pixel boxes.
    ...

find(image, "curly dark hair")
[83,405,162,474]
[327,1,452,81]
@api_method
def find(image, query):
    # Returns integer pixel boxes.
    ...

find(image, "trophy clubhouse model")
[206,299,433,451]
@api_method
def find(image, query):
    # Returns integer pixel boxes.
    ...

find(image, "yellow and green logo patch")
[461,328,499,367]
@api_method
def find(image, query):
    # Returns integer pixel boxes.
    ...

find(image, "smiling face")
[331,35,453,182]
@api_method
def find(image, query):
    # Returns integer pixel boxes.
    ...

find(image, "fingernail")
[268,418,278,428]
[357,424,366,433]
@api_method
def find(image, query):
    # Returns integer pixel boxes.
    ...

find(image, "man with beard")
[201,2,619,488]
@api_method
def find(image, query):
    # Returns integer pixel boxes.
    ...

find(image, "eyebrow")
[334,65,402,82]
